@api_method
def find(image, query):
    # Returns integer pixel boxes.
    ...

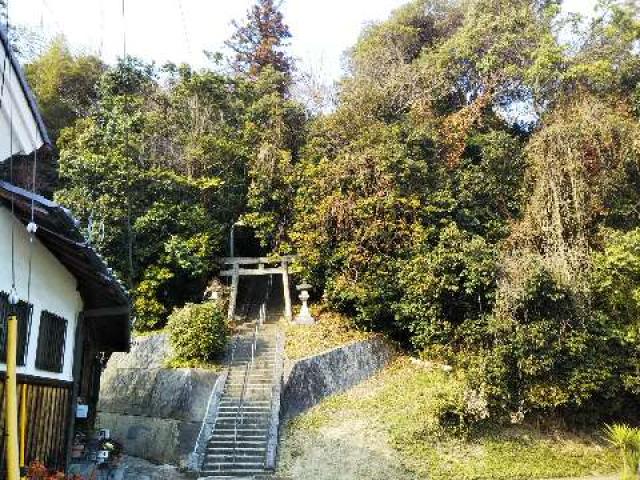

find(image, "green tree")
[241,67,306,248]
[55,57,306,330]
[56,59,227,330]
[290,0,640,424]
[25,36,105,143]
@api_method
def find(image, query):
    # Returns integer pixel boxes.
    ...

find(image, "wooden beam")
[82,306,129,319]
[220,267,286,277]
[66,312,85,469]
[218,256,296,266]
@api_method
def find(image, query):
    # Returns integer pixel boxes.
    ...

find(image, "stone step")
[220,398,270,403]
[210,429,268,436]
[214,422,269,430]
[231,350,276,356]
[216,414,270,421]
[214,423,270,431]
[229,359,275,364]
[220,396,272,402]
[226,381,272,387]
[215,417,270,425]
[206,454,264,463]
[208,436,268,444]
[216,409,271,415]
[216,413,271,420]
[202,311,280,477]
[210,427,268,434]
[228,370,273,375]
[208,438,267,446]
[203,462,264,470]
[217,406,271,413]
[226,376,272,383]
[227,369,273,375]
[208,440,267,448]
[215,417,270,424]
[207,446,266,453]
[199,470,268,478]
[227,372,273,379]
[225,382,273,388]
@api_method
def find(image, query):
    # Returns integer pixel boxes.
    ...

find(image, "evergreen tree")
[226,0,293,82]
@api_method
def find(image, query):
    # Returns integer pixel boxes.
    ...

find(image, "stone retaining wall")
[97,333,221,467]
[281,337,396,420]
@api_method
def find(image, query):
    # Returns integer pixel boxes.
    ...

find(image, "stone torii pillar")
[227,263,239,321]
[282,258,292,322]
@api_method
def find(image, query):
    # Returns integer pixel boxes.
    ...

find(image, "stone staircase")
[200,314,281,479]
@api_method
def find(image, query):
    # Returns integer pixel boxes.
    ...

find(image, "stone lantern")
[204,278,225,303]
[295,281,315,325]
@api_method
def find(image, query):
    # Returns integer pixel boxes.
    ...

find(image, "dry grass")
[283,305,374,360]
[278,412,415,480]
[278,358,619,480]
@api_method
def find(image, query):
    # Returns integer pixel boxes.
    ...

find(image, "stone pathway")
[70,456,191,480]
[200,322,280,478]
[121,455,191,479]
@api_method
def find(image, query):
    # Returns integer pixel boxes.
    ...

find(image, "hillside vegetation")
[279,359,618,480]
[18,0,640,451]
[289,0,640,429]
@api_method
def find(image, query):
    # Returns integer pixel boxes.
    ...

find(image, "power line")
[99,0,105,56]
[122,0,126,59]
[177,0,192,60]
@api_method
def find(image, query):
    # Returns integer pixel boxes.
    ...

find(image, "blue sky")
[12,0,597,83]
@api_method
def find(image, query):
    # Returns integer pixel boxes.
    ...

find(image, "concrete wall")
[97,333,221,467]
[281,337,396,420]
[0,206,82,382]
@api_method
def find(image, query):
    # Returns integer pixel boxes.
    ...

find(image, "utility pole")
[5,300,20,480]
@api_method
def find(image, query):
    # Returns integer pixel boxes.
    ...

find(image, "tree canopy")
[290,0,640,422]
[20,0,640,426]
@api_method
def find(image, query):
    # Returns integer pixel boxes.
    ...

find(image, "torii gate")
[219,256,295,322]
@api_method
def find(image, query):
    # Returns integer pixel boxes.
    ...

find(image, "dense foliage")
[33,0,304,331]
[22,0,640,427]
[290,0,640,425]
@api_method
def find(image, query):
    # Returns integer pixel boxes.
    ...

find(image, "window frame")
[35,310,68,374]
[0,292,33,367]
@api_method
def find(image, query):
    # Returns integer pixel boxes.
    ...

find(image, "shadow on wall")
[97,333,220,467]
[281,337,396,420]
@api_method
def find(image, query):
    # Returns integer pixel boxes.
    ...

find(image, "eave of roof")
[0,180,130,352]
[0,26,52,149]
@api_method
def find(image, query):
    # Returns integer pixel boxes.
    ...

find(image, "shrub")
[397,224,499,350]
[593,229,640,397]
[167,302,229,363]
[474,254,624,420]
[605,424,640,480]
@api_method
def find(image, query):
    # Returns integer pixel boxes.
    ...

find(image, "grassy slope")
[278,358,618,480]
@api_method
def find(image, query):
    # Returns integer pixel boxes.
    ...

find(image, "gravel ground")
[120,456,192,479]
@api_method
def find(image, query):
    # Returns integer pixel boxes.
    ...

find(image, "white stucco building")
[0,26,130,473]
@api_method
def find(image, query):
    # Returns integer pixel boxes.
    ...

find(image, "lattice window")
[0,292,33,366]
[35,311,67,373]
